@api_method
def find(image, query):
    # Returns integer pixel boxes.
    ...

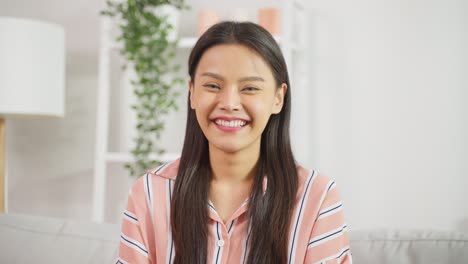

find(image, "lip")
[211,116,250,133]
[211,116,250,122]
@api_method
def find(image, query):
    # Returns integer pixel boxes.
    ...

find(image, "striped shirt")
[117,158,352,264]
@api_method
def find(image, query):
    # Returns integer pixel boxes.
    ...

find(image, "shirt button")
[217,239,225,247]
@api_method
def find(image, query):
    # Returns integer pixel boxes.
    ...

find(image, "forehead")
[195,44,274,81]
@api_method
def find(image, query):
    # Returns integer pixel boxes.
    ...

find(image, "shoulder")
[295,164,342,210]
[138,158,180,182]
[297,167,351,262]
[128,158,181,200]
[150,158,181,180]
[296,164,337,195]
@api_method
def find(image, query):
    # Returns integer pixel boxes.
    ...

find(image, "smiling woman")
[190,44,286,156]
[116,21,352,264]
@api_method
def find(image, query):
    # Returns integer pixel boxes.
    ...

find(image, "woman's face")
[189,44,286,155]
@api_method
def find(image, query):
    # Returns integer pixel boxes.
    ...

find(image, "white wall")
[305,0,468,231]
[6,54,98,220]
[3,0,467,230]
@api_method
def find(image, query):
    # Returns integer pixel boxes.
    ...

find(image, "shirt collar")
[150,159,179,180]
[152,158,268,194]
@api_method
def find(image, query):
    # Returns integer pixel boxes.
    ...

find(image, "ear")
[272,83,287,114]
[189,79,195,109]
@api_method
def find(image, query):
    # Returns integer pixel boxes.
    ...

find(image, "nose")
[218,86,240,111]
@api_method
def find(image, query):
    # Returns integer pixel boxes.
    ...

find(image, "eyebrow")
[200,72,265,82]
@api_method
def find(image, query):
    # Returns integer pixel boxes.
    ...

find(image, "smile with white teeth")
[214,119,247,127]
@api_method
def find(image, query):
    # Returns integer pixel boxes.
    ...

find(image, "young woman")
[117,21,352,264]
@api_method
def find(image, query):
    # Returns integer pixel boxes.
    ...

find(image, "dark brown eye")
[243,87,259,91]
[204,84,220,89]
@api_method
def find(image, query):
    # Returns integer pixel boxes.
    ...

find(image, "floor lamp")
[0,17,65,213]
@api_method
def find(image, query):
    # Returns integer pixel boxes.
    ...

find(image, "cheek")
[194,111,210,137]
[250,101,265,113]
[193,98,212,127]
[195,108,208,124]
[249,100,273,123]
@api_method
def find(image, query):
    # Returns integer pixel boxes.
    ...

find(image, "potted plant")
[101,0,188,177]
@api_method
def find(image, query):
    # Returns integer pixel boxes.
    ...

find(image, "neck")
[209,145,260,184]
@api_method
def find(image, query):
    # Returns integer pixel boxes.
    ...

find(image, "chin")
[210,142,245,154]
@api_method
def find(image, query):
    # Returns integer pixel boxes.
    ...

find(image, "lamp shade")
[0,17,65,118]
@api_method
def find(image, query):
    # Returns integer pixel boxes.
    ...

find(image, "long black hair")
[170,21,298,264]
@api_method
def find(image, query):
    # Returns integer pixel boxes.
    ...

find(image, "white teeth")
[215,119,246,127]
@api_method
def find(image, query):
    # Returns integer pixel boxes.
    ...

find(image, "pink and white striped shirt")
[117,158,352,263]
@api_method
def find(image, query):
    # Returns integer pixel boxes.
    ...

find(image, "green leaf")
[100,0,188,177]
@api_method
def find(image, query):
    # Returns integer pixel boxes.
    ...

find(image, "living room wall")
[304,0,468,232]
[3,0,467,233]
[6,54,99,220]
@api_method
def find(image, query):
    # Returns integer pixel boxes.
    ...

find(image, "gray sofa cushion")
[350,229,468,264]
[0,213,119,264]
[1,213,468,263]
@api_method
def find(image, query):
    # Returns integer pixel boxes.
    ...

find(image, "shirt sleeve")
[116,176,156,264]
[304,180,352,264]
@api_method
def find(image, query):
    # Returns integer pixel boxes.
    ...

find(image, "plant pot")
[258,8,281,36]
[197,9,219,36]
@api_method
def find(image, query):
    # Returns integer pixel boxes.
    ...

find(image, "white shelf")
[109,36,288,50]
[178,36,287,48]
[109,37,198,50]
[106,152,180,163]
[178,37,198,48]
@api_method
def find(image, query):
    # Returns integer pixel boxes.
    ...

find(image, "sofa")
[1,213,467,263]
